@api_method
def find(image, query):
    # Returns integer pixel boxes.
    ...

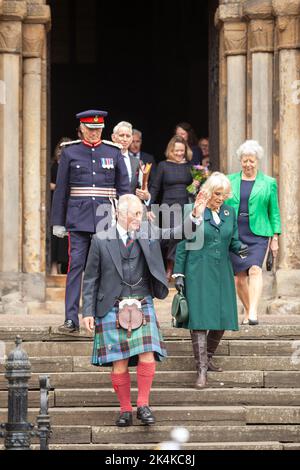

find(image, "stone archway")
[0,0,300,316]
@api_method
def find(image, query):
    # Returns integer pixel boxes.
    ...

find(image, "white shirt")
[121,150,132,182]
[117,223,131,246]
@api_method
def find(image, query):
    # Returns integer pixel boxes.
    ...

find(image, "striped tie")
[126,234,135,253]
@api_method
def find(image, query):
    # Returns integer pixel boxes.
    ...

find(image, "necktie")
[126,234,135,253]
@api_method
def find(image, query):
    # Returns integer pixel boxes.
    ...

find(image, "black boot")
[190,330,208,388]
[207,330,224,372]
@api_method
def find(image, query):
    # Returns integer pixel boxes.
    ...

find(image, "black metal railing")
[0,336,52,450]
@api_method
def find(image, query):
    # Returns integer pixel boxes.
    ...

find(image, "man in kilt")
[82,194,203,427]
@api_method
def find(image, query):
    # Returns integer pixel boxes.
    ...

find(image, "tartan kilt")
[91,295,167,367]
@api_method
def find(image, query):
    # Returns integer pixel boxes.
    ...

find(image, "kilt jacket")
[82,215,197,318]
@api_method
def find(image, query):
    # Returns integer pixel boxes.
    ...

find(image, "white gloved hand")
[53,225,68,238]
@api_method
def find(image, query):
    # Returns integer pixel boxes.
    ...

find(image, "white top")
[121,150,132,182]
[116,223,132,246]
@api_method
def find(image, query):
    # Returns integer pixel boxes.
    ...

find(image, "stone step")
[0,406,247,426]
[1,339,197,357]
[46,275,67,288]
[1,355,298,374]
[46,287,65,302]
[2,405,300,426]
[246,406,300,424]
[24,424,300,445]
[164,325,300,340]
[0,390,55,408]
[1,324,300,341]
[90,424,300,445]
[0,370,268,390]
[228,340,298,356]
[53,388,300,407]
[0,441,289,451]
[73,355,300,372]
[45,301,65,315]
[3,338,299,357]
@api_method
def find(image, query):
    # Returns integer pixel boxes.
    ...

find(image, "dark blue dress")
[230,180,269,274]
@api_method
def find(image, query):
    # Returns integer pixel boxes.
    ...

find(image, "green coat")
[174,204,242,331]
[225,171,281,236]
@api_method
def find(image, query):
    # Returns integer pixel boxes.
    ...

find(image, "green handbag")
[171,288,189,328]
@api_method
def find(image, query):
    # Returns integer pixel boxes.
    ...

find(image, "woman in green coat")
[226,140,281,326]
[173,172,247,388]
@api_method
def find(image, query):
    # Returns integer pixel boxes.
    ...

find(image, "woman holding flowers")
[225,140,281,325]
[173,172,248,388]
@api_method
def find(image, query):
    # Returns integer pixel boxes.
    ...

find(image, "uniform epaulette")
[101,139,123,149]
[60,139,82,147]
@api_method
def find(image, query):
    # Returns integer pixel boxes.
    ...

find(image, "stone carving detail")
[0,21,21,53]
[272,0,300,17]
[23,24,44,58]
[26,4,51,28]
[249,19,274,52]
[276,15,300,49]
[244,0,273,20]
[219,3,243,22]
[2,1,27,21]
[224,22,247,55]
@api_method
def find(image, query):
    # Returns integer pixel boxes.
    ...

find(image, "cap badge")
[94,116,99,122]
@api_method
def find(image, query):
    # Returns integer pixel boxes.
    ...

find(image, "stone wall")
[0,0,50,313]
[217,0,300,314]
[0,0,299,315]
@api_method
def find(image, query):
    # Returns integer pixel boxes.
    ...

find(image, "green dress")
[174,204,242,331]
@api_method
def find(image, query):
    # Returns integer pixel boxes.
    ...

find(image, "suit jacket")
[82,215,198,318]
[226,171,281,237]
[129,152,157,190]
[129,155,140,193]
[140,152,157,188]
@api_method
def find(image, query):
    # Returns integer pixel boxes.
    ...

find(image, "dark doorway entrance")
[48,0,212,161]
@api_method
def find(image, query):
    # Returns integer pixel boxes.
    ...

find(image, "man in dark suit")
[129,128,157,189]
[51,110,130,333]
[82,194,203,427]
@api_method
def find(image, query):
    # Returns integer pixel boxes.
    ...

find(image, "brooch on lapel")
[224,209,230,216]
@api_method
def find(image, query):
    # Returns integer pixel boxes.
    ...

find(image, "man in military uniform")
[51,110,130,332]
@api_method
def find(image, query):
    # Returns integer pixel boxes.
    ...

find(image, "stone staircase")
[1,324,300,450]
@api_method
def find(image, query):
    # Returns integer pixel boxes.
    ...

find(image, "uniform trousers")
[66,231,92,326]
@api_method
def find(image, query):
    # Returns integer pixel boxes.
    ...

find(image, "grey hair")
[117,194,143,214]
[201,171,232,199]
[113,121,133,135]
[132,129,142,139]
[236,140,264,160]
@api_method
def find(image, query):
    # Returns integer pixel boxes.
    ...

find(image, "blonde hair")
[165,135,192,162]
[236,140,263,160]
[201,171,232,199]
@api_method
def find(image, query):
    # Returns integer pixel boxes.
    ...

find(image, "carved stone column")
[22,23,43,274]
[0,2,25,280]
[273,0,300,271]
[244,0,274,175]
[219,2,247,173]
[22,1,50,302]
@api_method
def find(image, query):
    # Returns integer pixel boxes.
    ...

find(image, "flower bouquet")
[186,165,211,195]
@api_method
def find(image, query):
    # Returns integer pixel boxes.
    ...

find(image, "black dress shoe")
[115,411,133,427]
[58,320,79,333]
[249,319,259,325]
[137,406,156,425]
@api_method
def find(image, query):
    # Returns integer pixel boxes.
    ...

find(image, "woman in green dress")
[173,172,248,388]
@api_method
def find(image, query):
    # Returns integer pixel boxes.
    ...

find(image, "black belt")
[239,212,249,217]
